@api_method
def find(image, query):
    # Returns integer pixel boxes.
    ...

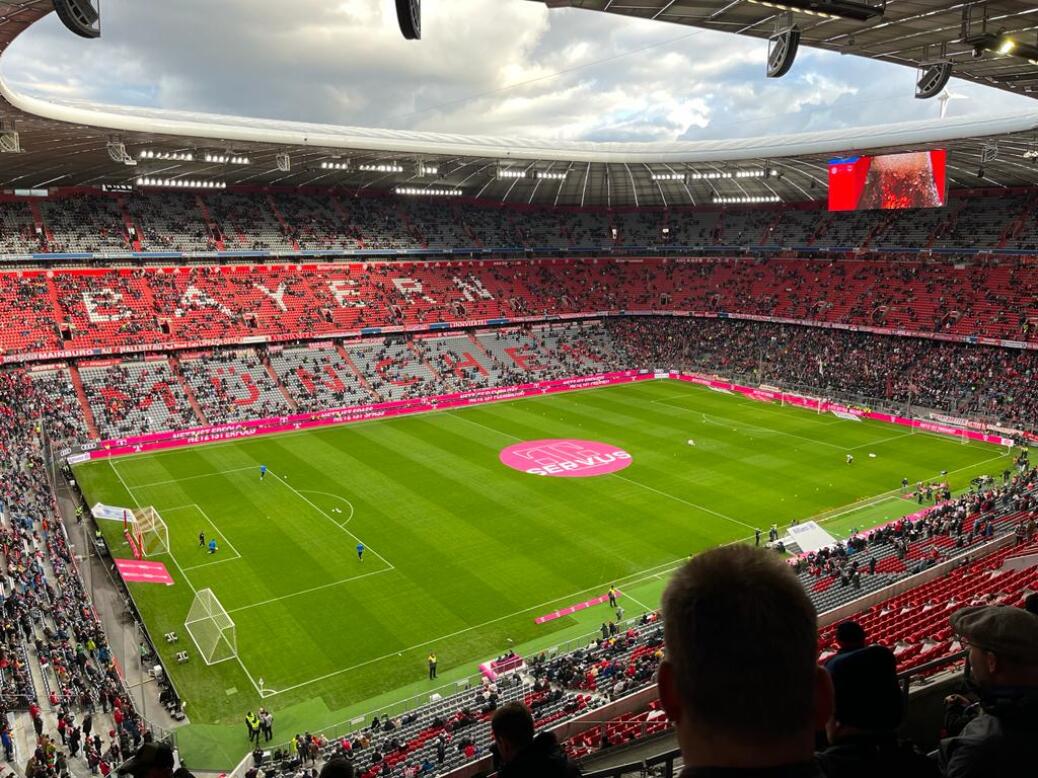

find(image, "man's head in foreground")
[490,702,535,764]
[658,545,832,769]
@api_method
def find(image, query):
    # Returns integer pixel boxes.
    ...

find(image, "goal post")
[130,506,169,558]
[185,588,237,665]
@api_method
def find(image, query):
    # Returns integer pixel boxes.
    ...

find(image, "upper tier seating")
[12,188,1038,257]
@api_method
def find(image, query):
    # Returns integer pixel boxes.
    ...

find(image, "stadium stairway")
[334,343,384,402]
[68,365,99,440]
[261,351,299,411]
[169,355,209,426]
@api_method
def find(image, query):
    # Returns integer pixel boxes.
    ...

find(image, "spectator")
[490,702,580,778]
[939,605,1038,777]
[318,758,354,778]
[657,545,832,775]
[824,621,867,665]
[817,645,938,777]
[116,743,192,778]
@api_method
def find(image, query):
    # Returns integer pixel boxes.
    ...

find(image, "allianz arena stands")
[4,190,1038,776]
[180,349,294,423]
[610,318,1038,435]
[3,256,1038,363]
[79,359,198,438]
[8,188,1038,255]
[0,371,153,745]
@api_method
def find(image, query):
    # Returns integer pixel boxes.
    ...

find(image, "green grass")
[72,379,1010,769]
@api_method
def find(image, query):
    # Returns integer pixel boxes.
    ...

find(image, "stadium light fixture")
[497,168,527,179]
[746,0,883,22]
[968,33,1038,67]
[204,153,250,165]
[359,163,404,173]
[394,186,462,197]
[53,0,101,39]
[417,164,439,176]
[652,173,686,181]
[139,150,195,162]
[136,177,227,189]
[536,171,567,180]
[712,195,782,205]
[320,161,352,171]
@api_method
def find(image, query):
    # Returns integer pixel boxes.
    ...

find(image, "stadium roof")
[2,1,1038,206]
[530,1,1038,99]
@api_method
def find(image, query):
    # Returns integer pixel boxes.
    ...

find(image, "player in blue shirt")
[259,465,267,480]
[208,538,218,555]
[356,542,364,561]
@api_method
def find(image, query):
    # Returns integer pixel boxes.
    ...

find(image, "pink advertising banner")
[86,370,655,459]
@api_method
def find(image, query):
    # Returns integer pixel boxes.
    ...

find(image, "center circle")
[499,438,633,478]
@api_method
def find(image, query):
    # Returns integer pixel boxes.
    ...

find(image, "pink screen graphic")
[499,439,633,478]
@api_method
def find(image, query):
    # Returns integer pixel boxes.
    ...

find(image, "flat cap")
[950,605,1038,664]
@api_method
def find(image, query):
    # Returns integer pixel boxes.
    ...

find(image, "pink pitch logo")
[499,439,632,478]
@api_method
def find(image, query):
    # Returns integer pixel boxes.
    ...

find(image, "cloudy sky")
[3,0,1034,143]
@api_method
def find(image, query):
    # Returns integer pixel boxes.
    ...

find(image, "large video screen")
[828,149,947,212]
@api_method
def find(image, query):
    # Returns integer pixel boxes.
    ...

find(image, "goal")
[185,589,237,665]
[127,506,169,558]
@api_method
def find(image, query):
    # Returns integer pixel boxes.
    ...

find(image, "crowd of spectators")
[610,317,1038,435]
[0,370,151,778]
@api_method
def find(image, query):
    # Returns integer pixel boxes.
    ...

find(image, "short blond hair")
[662,545,818,738]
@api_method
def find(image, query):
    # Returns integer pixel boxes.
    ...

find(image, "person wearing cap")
[817,645,938,777]
[939,604,1038,778]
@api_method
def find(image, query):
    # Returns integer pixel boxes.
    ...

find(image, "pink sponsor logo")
[500,438,632,478]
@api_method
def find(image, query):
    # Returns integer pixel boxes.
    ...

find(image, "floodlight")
[767,27,801,79]
[915,63,952,100]
[53,0,100,39]
[747,0,883,22]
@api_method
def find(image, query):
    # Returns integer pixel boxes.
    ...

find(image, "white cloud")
[1,0,1033,144]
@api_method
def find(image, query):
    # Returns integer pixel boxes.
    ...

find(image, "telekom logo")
[500,439,633,478]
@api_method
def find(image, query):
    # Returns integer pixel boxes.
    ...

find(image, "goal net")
[185,588,237,665]
[128,506,169,558]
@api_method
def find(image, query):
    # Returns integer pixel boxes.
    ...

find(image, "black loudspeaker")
[52,0,100,39]
[916,63,952,99]
[767,27,800,79]
[396,0,421,40]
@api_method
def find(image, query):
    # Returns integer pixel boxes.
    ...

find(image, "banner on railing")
[85,371,654,459]
[668,372,1017,447]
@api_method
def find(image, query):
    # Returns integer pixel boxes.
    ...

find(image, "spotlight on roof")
[416,163,439,177]
[497,168,527,179]
[536,171,567,180]
[967,33,1038,66]
[204,153,250,165]
[53,0,101,39]
[359,163,404,173]
[394,186,461,197]
[652,173,686,181]
[320,160,351,171]
[915,62,953,100]
[712,195,782,205]
[138,149,194,162]
[135,178,226,190]
[747,0,884,22]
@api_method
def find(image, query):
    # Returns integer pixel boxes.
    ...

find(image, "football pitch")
[72,379,1011,768]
